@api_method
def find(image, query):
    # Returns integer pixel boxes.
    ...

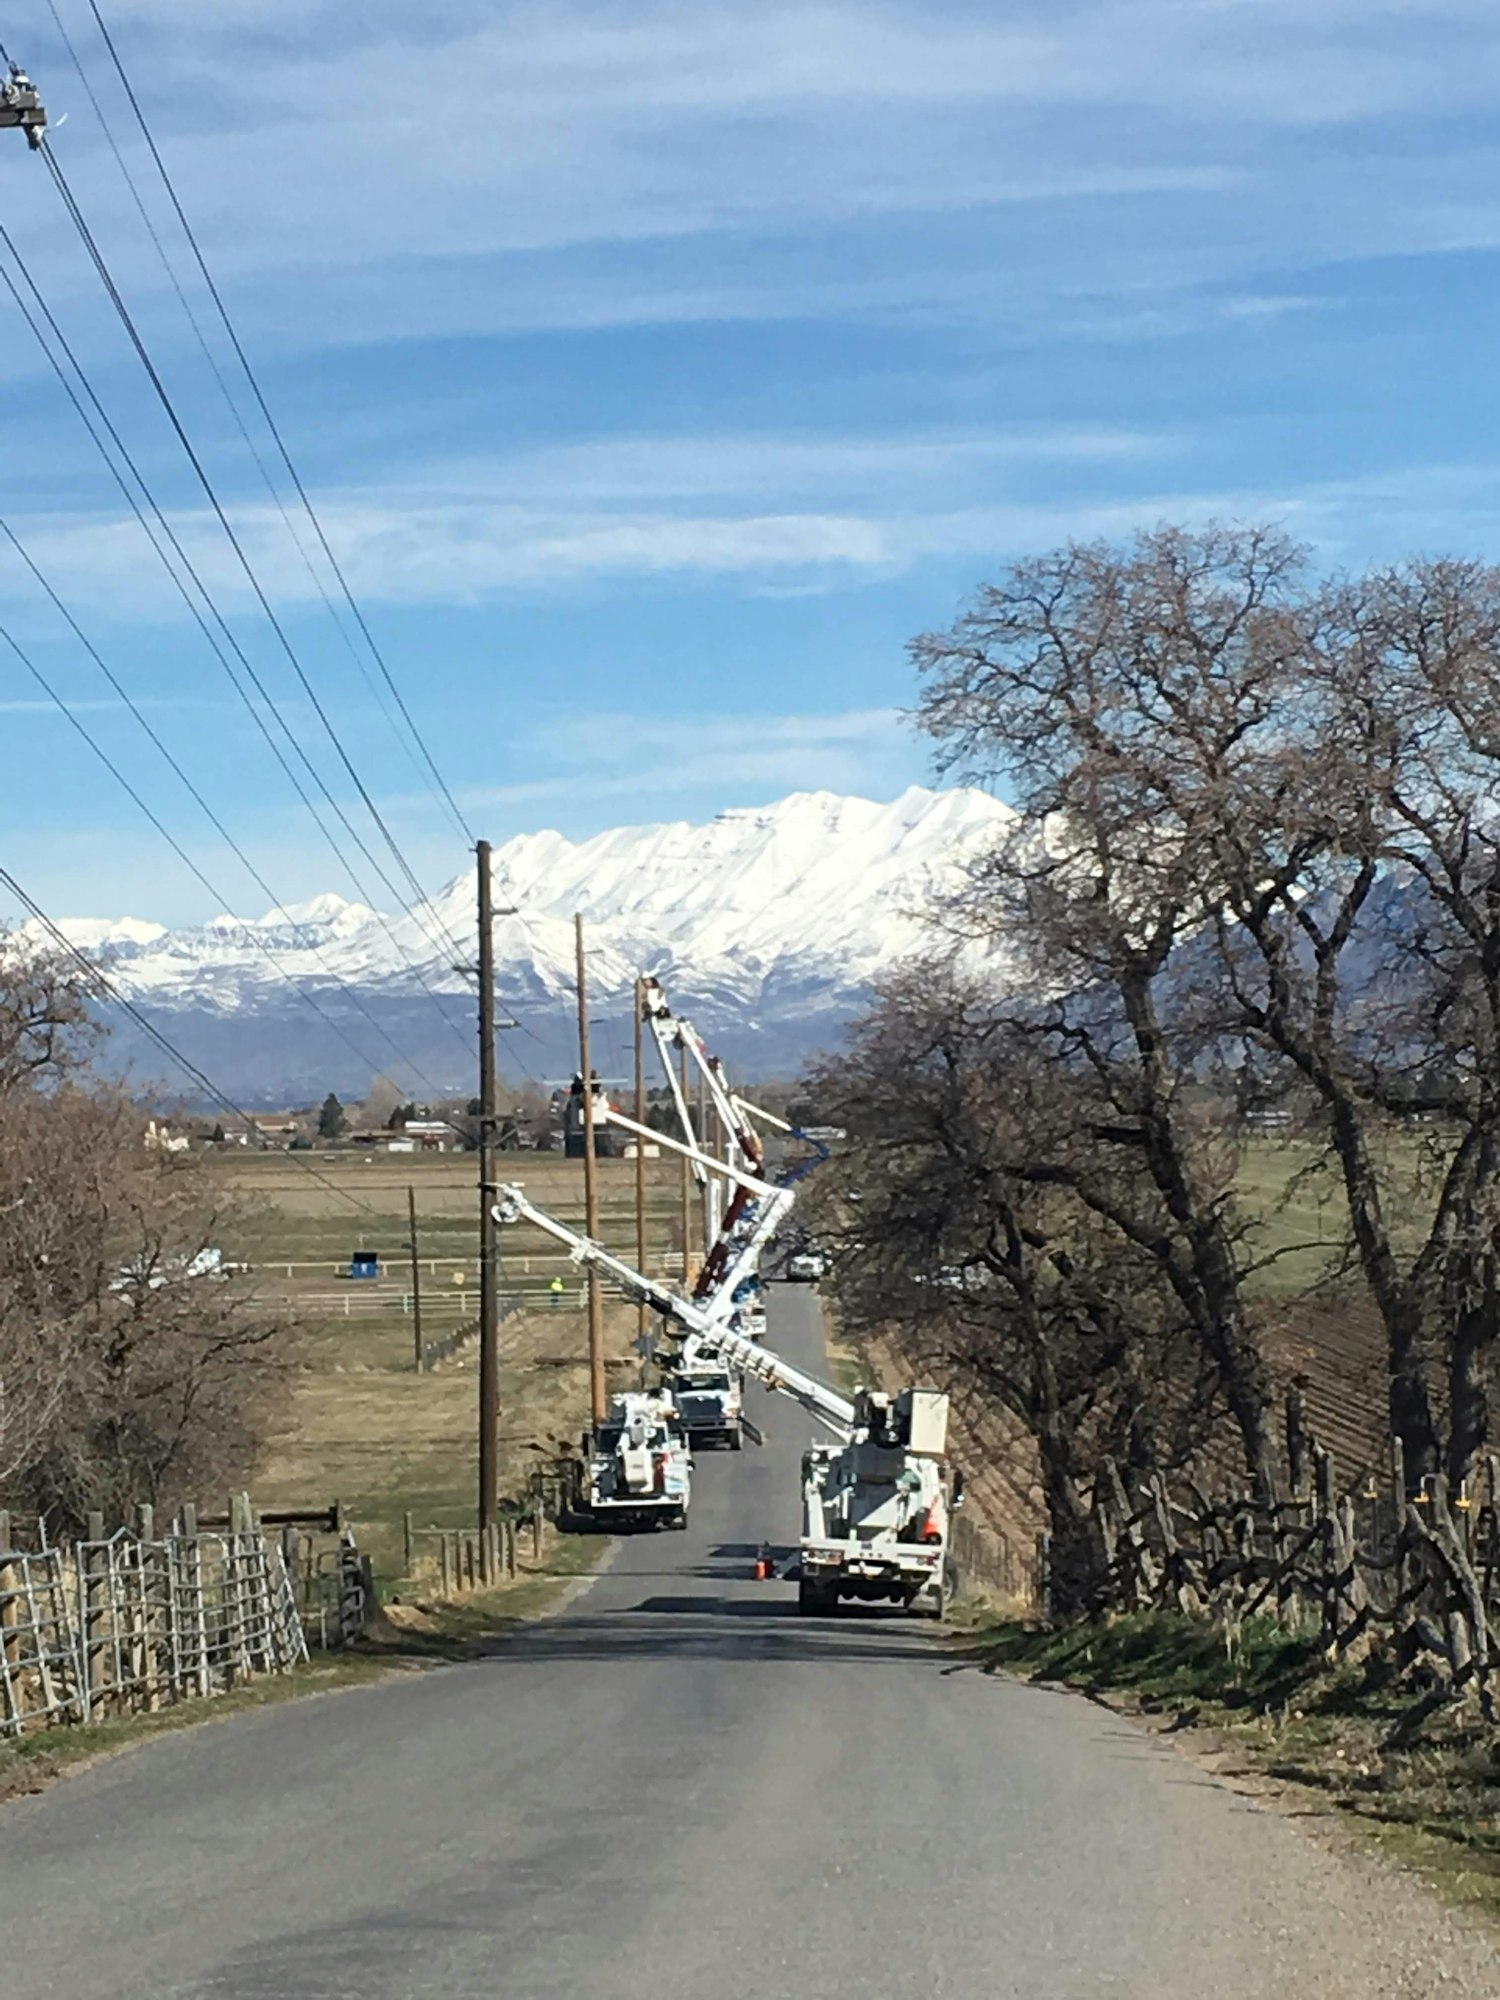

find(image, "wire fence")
[0,1498,307,1742]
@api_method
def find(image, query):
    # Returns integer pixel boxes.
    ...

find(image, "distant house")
[143,1118,190,1154]
[403,1119,454,1151]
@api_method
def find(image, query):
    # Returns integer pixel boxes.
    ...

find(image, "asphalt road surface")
[4,1287,1497,1998]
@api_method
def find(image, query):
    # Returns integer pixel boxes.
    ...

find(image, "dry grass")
[238,1150,668,1583]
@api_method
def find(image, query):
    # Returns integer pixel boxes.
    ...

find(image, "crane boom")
[490,1183,855,1441]
[594,1101,793,1308]
[680,1317,856,1440]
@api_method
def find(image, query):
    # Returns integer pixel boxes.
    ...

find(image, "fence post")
[403,1511,414,1577]
[81,1510,106,1722]
[439,1535,452,1597]
[1286,1382,1310,1500]
[133,1503,158,1711]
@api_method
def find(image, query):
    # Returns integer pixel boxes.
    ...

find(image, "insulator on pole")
[0,67,46,149]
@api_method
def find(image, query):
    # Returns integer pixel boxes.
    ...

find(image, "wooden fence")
[948,1510,1042,1609]
[0,1497,307,1742]
[1081,1399,1500,1733]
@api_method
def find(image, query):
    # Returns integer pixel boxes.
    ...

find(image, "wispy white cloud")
[18,449,1500,622]
[0,424,1187,616]
[10,0,1497,357]
[448,706,917,814]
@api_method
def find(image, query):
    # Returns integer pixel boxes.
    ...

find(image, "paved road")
[4,1288,1496,1998]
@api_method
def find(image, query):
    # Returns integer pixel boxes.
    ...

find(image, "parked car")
[786,1249,828,1282]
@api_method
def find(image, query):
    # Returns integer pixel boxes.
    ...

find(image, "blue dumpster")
[349,1250,380,1280]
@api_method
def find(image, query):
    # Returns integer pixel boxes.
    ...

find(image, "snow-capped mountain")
[36,786,1013,1103]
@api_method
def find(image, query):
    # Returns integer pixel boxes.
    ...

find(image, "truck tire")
[728,1429,742,1452]
[797,1577,832,1615]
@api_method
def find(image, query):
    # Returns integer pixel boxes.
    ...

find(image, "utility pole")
[697,1067,714,1262]
[634,976,648,1353]
[477,841,499,1539]
[408,1184,424,1374]
[575,913,607,1426]
[680,1042,697,1287]
[0,66,46,149]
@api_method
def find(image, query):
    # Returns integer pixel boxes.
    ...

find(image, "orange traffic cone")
[754,1543,775,1580]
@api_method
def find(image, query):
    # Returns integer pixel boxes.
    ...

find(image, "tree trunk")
[1447,1292,1494,1493]
[1037,1432,1105,1618]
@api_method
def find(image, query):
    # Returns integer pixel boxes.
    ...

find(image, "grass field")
[1235,1131,1438,1298]
[216,1151,684,1584]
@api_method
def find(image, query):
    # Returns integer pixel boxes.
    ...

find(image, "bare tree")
[0,935,295,1530]
[913,525,1500,1487]
[810,967,1220,1608]
[911,526,1298,1488]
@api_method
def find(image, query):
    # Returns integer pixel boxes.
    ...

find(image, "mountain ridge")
[27,785,1013,1101]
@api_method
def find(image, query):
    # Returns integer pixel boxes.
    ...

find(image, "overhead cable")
[0,523,453,1097]
[79,0,475,849]
[43,0,473,851]
[0,220,473,1064]
[37,138,465,972]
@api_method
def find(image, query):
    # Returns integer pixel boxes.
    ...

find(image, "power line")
[78,0,476,851]
[0,864,383,1218]
[37,138,465,975]
[43,0,473,852]
[0,519,453,1098]
[0,217,473,1066]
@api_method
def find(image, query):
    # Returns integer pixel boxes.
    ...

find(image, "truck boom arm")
[491,1184,855,1442]
[678,1318,855,1441]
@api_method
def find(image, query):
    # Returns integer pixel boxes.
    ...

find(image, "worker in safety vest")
[548,1276,565,1308]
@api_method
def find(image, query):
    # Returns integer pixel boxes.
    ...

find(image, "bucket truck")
[491,1171,959,1618]
[586,1388,692,1529]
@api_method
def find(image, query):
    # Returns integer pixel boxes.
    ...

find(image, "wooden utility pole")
[679,1041,696,1287]
[407,1184,424,1373]
[575,913,607,1425]
[477,841,499,1537]
[634,976,648,1349]
[698,1066,714,1260]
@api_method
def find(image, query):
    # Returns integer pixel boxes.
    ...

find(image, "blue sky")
[5,0,1500,921]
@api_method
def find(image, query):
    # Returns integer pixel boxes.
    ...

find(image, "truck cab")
[669,1362,744,1450]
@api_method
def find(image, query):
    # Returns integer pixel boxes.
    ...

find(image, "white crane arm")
[681,1319,854,1441]
[491,1184,854,1441]
[596,1101,793,1306]
[640,978,762,1173]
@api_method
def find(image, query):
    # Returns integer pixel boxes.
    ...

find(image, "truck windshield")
[676,1372,731,1392]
